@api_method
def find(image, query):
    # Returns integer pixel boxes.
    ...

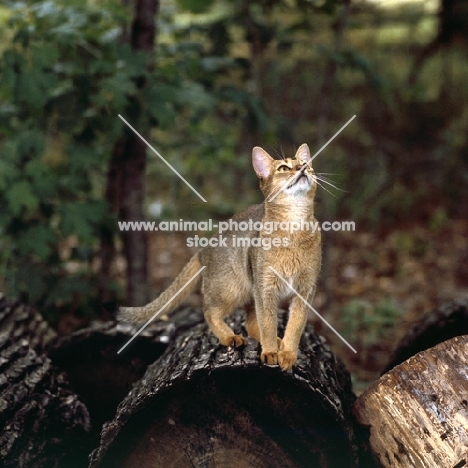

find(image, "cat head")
[252,144,316,202]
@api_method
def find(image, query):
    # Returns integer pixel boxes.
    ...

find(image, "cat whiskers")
[312,173,346,199]
[271,147,286,160]
[315,174,344,192]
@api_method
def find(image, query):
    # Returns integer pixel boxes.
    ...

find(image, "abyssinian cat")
[118,144,321,370]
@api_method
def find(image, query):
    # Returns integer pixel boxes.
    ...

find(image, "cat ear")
[295,144,311,163]
[252,147,274,179]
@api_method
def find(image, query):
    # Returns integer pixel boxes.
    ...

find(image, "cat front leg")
[246,303,282,349]
[279,294,310,370]
[255,293,279,365]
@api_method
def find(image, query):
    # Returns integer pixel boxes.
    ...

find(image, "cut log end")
[48,322,168,428]
[98,368,353,468]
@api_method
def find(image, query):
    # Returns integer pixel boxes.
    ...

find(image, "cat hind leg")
[204,306,246,348]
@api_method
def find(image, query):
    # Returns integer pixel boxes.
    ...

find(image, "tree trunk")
[409,0,468,85]
[383,298,468,373]
[0,336,91,468]
[89,310,364,468]
[102,0,159,306]
[354,335,468,468]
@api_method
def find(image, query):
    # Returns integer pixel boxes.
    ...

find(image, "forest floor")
[147,218,468,394]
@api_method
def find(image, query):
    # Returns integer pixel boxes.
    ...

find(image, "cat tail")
[116,253,203,324]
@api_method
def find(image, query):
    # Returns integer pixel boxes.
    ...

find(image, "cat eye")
[277,165,291,172]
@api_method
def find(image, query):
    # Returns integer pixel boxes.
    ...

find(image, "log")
[89,310,365,468]
[0,336,91,468]
[0,293,57,354]
[47,319,171,431]
[354,335,468,468]
[383,299,468,373]
[47,307,204,455]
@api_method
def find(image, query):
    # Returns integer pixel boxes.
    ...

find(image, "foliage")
[340,297,403,348]
[0,0,141,320]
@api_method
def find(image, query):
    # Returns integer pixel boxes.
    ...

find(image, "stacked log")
[0,336,91,468]
[354,334,468,468]
[383,298,468,373]
[47,307,203,430]
[89,311,365,468]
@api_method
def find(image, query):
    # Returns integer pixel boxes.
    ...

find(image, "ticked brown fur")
[118,144,321,370]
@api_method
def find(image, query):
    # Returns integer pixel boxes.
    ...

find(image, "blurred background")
[0,0,467,390]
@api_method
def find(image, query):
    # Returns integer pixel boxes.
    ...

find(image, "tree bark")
[89,310,364,468]
[354,335,468,468]
[0,336,91,468]
[0,293,56,354]
[383,298,468,374]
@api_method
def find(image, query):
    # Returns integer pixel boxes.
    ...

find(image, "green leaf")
[45,273,93,307]
[7,181,39,216]
[25,159,57,198]
[176,82,216,112]
[16,129,46,158]
[94,71,137,110]
[0,158,19,191]
[60,201,107,243]
[145,85,178,127]
[31,42,59,68]
[16,263,48,305]
[18,224,56,260]
[176,0,215,14]
[17,69,55,109]
[67,145,103,172]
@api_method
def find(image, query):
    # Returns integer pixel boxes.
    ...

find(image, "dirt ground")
[147,219,468,394]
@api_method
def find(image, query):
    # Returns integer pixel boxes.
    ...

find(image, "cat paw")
[261,351,278,365]
[220,334,246,348]
[278,350,297,371]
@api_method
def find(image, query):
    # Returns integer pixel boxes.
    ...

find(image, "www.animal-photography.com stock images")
[1,1,468,467]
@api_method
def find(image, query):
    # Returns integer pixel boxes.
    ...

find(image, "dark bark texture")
[383,298,468,374]
[89,310,364,468]
[0,294,56,354]
[0,336,91,468]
